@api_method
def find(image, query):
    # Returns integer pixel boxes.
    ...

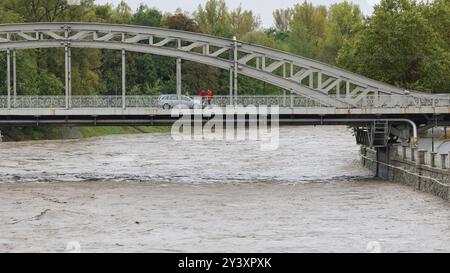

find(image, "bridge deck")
[0,95,449,126]
[0,106,449,116]
[0,107,448,126]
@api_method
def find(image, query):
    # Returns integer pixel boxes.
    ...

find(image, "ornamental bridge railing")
[0,95,449,109]
[0,95,326,109]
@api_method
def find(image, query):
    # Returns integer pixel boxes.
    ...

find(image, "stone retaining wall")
[362,145,450,201]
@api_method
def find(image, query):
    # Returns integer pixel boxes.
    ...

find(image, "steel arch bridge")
[0,23,449,146]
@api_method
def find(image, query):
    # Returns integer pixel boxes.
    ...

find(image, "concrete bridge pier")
[375,146,391,179]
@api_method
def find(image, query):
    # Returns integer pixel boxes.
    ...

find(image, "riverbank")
[0,126,171,141]
[361,146,450,201]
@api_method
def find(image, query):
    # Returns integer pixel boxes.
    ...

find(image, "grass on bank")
[1,126,171,141]
[78,126,171,138]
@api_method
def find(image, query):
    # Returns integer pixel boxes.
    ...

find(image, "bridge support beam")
[318,71,322,90]
[229,69,233,105]
[176,57,181,99]
[6,48,11,109]
[64,46,72,109]
[64,26,71,109]
[376,146,390,179]
[12,50,16,107]
[233,36,238,105]
[283,63,287,106]
[122,49,126,109]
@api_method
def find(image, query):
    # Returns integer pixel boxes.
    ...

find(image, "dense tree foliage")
[337,0,450,93]
[0,0,448,97]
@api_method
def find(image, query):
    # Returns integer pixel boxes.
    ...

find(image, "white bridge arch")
[0,22,446,110]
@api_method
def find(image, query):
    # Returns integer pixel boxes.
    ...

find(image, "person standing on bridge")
[199,89,206,107]
[207,89,213,106]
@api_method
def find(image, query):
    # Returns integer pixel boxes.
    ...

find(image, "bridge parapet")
[0,95,448,109]
[0,95,326,109]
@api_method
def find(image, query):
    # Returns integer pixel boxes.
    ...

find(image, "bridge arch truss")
[0,23,445,109]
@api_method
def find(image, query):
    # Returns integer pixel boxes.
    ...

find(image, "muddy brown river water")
[0,126,449,252]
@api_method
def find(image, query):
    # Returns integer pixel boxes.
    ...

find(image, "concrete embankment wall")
[361,146,450,201]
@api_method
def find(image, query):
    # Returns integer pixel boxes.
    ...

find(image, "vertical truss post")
[373,89,379,107]
[6,47,11,109]
[290,62,294,78]
[290,93,294,107]
[64,46,68,109]
[122,34,126,109]
[283,63,287,107]
[346,81,350,102]
[64,26,72,110]
[233,36,238,105]
[318,71,322,90]
[309,71,313,89]
[289,62,294,107]
[12,49,16,107]
[290,92,294,108]
[176,57,182,100]
[68,47,72,108]
[229,69,233,105]
[336,79,341,98]
[176,39,182,100]
[122,49,126,109]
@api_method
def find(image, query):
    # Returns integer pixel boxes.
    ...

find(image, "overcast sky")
[94,0,380,27]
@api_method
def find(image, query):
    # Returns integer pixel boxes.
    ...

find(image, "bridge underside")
[0,109,448,127]
[2,108,448,148]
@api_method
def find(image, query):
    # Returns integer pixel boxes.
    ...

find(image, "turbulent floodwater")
[0,126,449,253]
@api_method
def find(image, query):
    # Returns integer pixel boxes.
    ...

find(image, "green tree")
[420,0,450,49]
[131,4,162,27]
[111,0,132,24]
[322,1,363,64]
[288,1,328,59]
[337,0,450,93]
[268,8,293,43]
[95,4,114,22]
[229,5,261,38]
[164,11,199,32]
[1,0,83,22]
[273,8,293,32]
[241,32,286,50]
[195,0,231,37]
[0,5,23,23]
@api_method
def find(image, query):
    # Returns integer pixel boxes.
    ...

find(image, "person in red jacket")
[207,89,213,105]
[199,90,206,106]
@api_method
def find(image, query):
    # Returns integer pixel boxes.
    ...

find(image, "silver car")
[158,95,201,109]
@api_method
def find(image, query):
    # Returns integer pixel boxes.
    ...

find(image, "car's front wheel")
[162,103,171,110]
